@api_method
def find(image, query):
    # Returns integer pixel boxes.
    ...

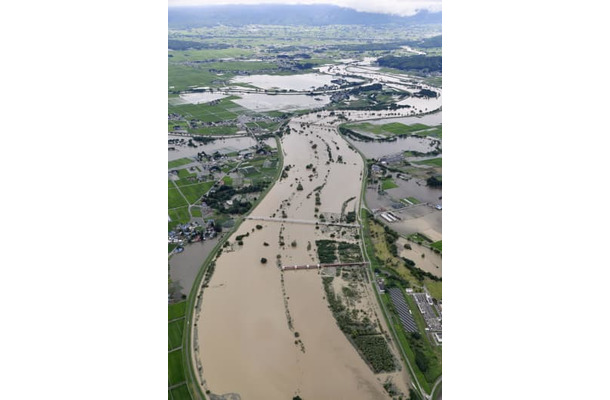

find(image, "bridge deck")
[281,262,369,271]
[246,215,360,228]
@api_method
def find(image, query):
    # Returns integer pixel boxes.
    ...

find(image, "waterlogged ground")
[169,238,219,298]
[347,135,438,159]
[168,135,256,162]
[231,73,337,91]
[170,92,229,105]
[231,92,331,112]
[192,111,415,399]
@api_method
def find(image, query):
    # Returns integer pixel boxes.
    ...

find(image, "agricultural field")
[168,301,191,399]
[415,157,442,167]
[177,169,196,180]
[168,207,191,231]
[176,181,215,204]
[168,97,247,123]
[169,384,193,400]
[168,320,184,350]
[168,188,189,209]
[168,157,194,169]
[168,64,227,92]
[168,349,186,386]
[168,301,186,320]
[189,125,239,136]
[381,177,399,190]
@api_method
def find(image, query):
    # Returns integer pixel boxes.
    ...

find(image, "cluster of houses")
[172,112,283,134]
[330,91,349,102]
[379,153,405,165]
[168,220,218,249]
[168,113,184,121]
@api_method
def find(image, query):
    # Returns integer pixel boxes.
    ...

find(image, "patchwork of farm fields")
[168,301,191,399]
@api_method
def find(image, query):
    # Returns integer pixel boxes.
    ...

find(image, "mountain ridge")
[168,4,442,28]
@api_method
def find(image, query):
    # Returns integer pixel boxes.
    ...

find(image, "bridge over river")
[281,261,369,271]
[245,215,361,228]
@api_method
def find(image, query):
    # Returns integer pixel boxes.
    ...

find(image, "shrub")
[260,258,267,264]
[415,350,429,372]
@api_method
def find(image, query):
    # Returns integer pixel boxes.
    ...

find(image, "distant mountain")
[168,5,442,28]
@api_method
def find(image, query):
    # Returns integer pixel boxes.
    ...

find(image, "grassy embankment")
[344,122,433,138]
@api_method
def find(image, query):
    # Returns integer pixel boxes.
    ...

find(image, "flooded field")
[368,178,442,208]
[168,135,256,162]
[395,93,442,114]
[231,73,337,91]
[232,92,331,112]
[397,237,442,278]
[262,137,278,148]
[169,238,219,298]
[193,115,410,399]
[169,92,229,105]
[347,135,439,159]
[382,205,442,243]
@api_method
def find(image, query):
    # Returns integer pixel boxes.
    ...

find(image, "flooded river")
[193,113,408,399]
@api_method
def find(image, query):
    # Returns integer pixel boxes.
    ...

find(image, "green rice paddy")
[381,177,399,190]
[168,158,193,169]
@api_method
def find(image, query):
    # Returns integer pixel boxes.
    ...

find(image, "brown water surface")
[193,115,408,399]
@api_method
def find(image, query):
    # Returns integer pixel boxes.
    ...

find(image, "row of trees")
[168,39,231,51]
[377,55,442,73]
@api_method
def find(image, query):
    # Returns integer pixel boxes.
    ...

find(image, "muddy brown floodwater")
[169,238,219,298]
[192,111,414,399]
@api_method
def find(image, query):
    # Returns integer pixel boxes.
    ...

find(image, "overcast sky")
[167,0,442,17]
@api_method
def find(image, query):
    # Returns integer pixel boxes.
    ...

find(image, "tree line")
[377,55,442,73]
